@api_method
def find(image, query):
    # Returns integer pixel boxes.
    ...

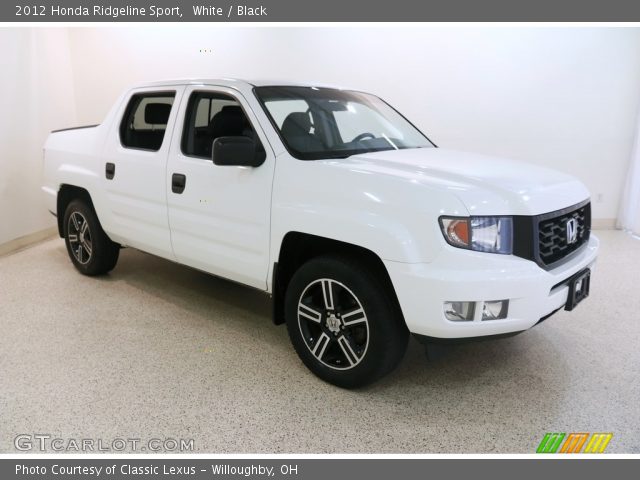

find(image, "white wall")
[2,27,639,248]
[67,26,640,222]
[0,29,77,246]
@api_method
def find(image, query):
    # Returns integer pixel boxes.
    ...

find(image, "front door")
[166,86,275,289]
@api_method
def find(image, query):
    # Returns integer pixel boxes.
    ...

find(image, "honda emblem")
[566,218,578,244]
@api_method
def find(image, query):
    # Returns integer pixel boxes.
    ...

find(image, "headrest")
[209,105,246,135]
[220,105,243,116]
[144,103,171,125]
[281,112,312,137]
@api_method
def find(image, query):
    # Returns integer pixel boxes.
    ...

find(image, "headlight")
[440,216,513,254]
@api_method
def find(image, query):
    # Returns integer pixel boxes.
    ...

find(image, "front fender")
[270,153,469,265]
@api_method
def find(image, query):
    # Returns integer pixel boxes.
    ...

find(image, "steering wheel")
[352,132,376,143]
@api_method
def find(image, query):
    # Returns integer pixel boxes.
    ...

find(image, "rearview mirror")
[212,136,265,167]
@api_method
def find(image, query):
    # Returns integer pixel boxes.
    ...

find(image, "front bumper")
[384,234,599,338]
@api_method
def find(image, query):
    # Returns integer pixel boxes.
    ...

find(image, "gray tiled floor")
[1,230,638,453]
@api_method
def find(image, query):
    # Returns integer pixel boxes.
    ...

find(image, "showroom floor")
[0,230,638,453]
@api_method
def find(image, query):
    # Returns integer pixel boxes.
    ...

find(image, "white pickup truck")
[43,79,599,387]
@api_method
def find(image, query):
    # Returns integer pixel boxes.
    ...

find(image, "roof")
[131,78,350,91]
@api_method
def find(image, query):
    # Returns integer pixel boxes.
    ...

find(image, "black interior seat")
[124,103,172,150]
[209,106,246,138]
[280,112,324,152]
[145,103,171,125]
[196,105,253,157]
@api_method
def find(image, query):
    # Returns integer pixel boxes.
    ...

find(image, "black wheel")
[63,199,120,276]
[285,255,409,388]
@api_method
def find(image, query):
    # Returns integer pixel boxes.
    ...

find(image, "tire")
[285,255,409,388]
[63,199,120,276]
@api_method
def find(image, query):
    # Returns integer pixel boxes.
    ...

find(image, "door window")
[120,92,176,151]
[181,91,262,159]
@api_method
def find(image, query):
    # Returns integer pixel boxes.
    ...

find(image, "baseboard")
[0,227,58,257]
[592,218,617,230]
[591,218,618,230]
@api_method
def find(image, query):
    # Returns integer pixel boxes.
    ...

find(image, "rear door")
[102,86,184,258]
[166,85,275,289]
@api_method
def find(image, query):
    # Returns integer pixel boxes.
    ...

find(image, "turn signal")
[441,218,470,248]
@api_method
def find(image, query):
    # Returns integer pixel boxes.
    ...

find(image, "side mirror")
[212,136,265,167]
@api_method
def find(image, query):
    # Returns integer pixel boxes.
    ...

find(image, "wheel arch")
[271,231,404,326]
[56,184,94,237]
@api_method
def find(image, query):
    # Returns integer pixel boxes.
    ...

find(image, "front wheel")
[63,199,120,276]
[285,255,409,388]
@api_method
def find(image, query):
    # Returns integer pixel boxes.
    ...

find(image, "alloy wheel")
[67,211,92,265]
[297,278,370,370]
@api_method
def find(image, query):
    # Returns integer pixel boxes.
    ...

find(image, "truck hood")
[333,148,590,216]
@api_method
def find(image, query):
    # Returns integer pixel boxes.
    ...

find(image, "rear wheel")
[63,199,119,276]
[285,255,408,388]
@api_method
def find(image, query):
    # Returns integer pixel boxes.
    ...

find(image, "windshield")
[254,86,434,160]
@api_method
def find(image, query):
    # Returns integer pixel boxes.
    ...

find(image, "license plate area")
[565,268,591,311]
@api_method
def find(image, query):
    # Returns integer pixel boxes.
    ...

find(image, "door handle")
[172,173,186,194]
[105,162,115,180]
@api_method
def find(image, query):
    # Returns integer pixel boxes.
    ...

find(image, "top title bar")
[4,0,640,22]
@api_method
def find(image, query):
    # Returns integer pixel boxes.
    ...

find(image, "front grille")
[537,203,590,266]
[512,200,591,269]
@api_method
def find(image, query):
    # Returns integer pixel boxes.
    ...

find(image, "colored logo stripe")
[584,433,613,453]
[537,433,613,453]
[536,433,565,453]
[559,433,589,453]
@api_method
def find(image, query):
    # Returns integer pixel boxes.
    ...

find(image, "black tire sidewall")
[63,199,118,276]
[285,256,408,388]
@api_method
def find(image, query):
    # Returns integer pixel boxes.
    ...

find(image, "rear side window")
[120,92,176,151]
